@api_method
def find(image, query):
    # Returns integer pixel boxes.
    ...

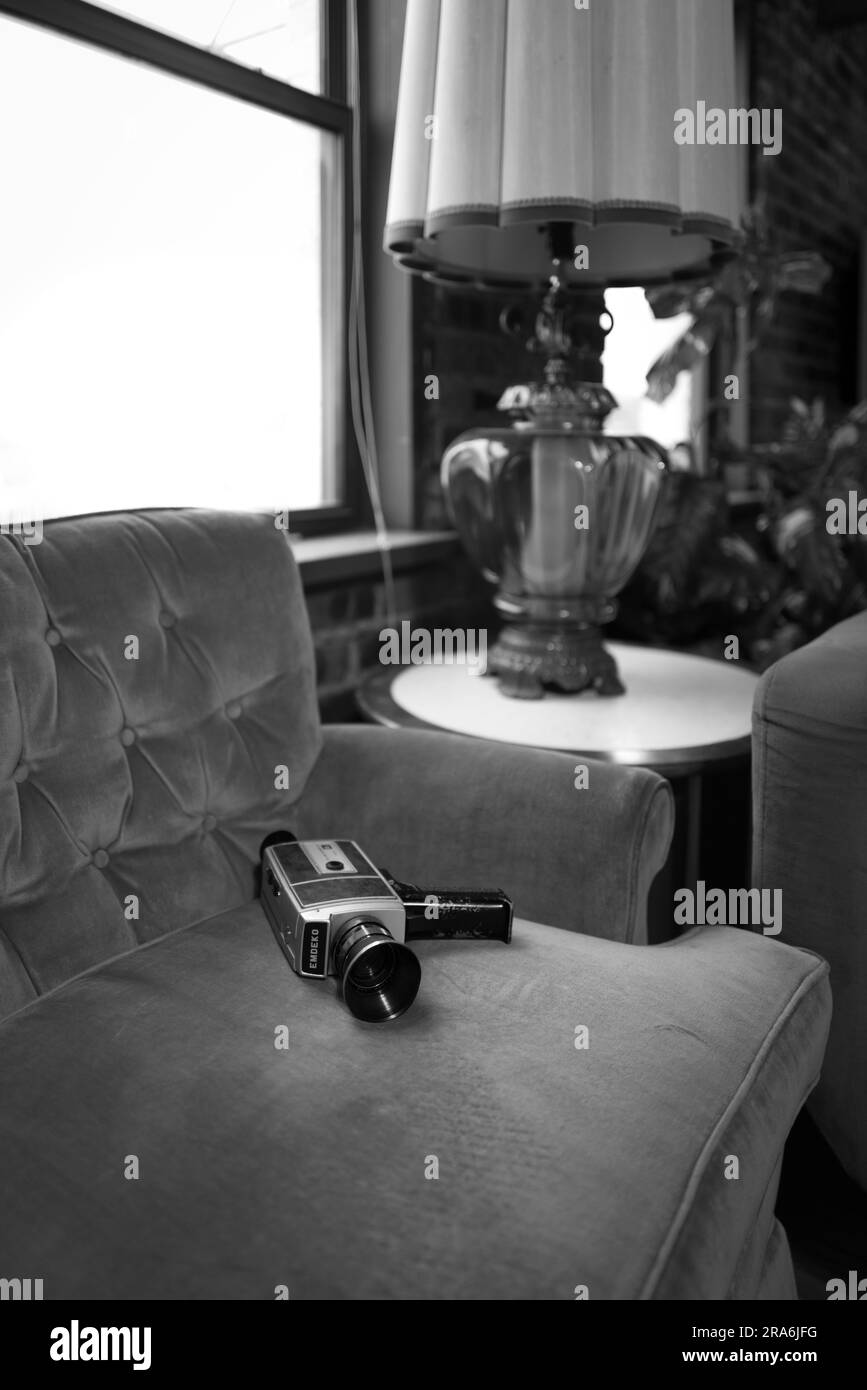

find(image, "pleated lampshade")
[385,0,741,289]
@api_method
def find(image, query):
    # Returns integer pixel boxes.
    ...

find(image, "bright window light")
[90,0,322,93]
[0,13,337,525]
[602,287,697,455]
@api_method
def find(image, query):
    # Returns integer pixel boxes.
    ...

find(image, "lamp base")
[487,623,625,699]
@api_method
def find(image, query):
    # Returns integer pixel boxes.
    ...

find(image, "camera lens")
[349,942,397,991]
[333,918,421,1023]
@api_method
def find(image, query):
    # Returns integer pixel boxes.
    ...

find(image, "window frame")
[0,0,363,534]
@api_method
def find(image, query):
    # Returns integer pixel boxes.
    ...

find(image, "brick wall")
[414,285,537,531]
[304,551,494,722]
[748,0,867,441]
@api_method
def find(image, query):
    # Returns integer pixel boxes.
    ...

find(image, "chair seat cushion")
[0,907,829,1300]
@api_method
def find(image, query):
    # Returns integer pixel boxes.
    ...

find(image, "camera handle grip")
[384,875,513,944]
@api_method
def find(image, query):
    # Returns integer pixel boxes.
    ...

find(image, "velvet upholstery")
[0,905,828,1300]
[0,510,320,1022]
[0,509,833,1299]
[295,724,674,943]
[753,609,867,1191]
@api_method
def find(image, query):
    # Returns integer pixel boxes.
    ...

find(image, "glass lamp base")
[487,622,625,699]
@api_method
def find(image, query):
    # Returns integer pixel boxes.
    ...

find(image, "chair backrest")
[0,509,321,1021]
[752,609,867,1192]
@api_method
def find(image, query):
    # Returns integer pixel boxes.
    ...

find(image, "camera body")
[261,836,512,1022]
[262,838,408,978]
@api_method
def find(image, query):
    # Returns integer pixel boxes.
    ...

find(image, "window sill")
[291,529,459,586]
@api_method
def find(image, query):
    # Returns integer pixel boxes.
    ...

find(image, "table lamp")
[384,0,740,697]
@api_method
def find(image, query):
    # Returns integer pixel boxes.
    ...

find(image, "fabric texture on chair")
[0,510,320,1021]
[295,724,674,946]
[0,905,828,1299]
[753,609,867,1191]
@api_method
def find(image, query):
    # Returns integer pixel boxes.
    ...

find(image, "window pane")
[0,15,341,524]
[89,0,322,94]
[602,287,696,454]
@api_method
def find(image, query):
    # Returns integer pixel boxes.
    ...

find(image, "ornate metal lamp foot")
[487,624,625,699]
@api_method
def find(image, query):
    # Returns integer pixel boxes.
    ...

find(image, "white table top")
[381,643,759,770]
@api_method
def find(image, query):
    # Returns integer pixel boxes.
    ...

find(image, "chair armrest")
[294,725,674,944]
[753,610,867,1189]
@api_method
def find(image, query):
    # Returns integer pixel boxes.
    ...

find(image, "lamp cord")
[347,0,396,625]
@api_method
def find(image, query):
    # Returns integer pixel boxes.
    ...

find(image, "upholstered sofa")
[0,510,831,1299]
[753,610,867,1195]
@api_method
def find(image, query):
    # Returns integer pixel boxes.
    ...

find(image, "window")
[602,287,703,464]
[0,0,352,530]
[90,1,323,93]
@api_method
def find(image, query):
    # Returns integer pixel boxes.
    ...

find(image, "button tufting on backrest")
[0,509,322,1020]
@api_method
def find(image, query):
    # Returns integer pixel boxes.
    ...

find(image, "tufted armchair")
[0,510,831,1299]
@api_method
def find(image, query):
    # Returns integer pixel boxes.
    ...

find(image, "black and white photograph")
[1,0,866,1354]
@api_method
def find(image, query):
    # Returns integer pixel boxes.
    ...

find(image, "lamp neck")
[498,277,614,425]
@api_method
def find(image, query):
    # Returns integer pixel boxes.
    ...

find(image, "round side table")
[357,643,759,940]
